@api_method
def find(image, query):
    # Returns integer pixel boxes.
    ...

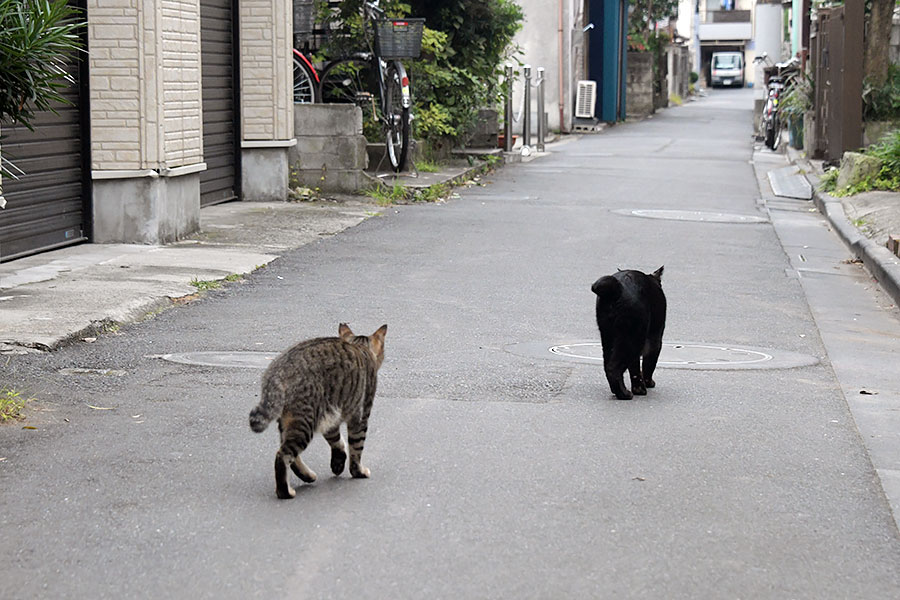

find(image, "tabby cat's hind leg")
[275,425,316,499]
[274,453,296,499]
[347,418,371,479]
[323,426,347,476]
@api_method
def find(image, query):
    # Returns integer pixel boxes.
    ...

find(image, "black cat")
[591,267,666,400]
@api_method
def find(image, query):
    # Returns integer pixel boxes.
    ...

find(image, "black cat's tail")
[249,378,285,433]
[591,275,622,304]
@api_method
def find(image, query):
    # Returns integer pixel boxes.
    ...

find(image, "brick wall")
[240,0,293,141]
[88,0,202,171]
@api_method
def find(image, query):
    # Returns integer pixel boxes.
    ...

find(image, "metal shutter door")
[199,0,239,206]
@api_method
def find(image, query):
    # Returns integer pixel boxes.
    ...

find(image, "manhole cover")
[613,209,768,224]
[152,351,277,368]
[506,341,818,370]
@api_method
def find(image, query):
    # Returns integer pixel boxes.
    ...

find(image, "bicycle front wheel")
[384,61,410,172]
[292,49,318,104]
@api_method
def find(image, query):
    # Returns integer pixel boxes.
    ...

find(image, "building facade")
[0,0,295,261]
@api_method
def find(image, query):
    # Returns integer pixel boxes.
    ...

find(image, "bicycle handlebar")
[364,1,385,18]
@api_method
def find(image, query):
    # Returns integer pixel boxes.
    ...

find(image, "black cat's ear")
[652,266,664,282]
[338,323,354,341]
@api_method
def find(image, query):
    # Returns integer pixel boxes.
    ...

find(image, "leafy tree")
[405,0,524,148]
[0,0,85,180]
[318,0,523,149]
[627,0,678,51]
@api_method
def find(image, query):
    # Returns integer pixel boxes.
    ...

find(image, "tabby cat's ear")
[370,325,387,358]
[339,323,354,341]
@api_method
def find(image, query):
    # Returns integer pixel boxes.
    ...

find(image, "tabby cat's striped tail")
[249,384,284,433]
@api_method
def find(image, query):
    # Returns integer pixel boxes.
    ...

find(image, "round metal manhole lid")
[506,341,818,370]
[152,351,277,368]
[613,209,768,224]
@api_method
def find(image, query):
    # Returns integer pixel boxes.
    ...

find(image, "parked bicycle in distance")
[753,53,800,151]
[291,0,423,173]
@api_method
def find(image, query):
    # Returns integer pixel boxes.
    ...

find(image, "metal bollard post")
[523,65,532,150]
[536,67,545,152]
[504,64,513,153]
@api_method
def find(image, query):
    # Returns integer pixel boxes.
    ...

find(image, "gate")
[810,4,863,162]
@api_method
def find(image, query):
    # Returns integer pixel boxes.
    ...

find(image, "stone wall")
[627,52,655,119]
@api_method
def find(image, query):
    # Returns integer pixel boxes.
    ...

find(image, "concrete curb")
[812,189,900,307]
[785,146,900,307]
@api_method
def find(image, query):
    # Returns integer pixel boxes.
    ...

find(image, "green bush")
[864,128,900,191]
[824,129,900,195]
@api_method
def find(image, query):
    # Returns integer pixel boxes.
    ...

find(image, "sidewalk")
[0,161,491,354]
[785,146,900,307]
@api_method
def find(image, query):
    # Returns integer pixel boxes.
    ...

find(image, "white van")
[711,52,744,87]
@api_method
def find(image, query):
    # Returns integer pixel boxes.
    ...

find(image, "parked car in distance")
[711,52,744,87]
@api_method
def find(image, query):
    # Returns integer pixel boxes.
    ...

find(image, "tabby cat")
[249,323,388,499]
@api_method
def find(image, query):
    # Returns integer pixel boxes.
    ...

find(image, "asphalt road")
[3,88,900,599]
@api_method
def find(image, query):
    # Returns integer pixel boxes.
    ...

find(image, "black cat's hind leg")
[604,360,633,400]
[628,359,647,396]
[323,426,347,476]
[642,338,663,389]
[346,418,371,479]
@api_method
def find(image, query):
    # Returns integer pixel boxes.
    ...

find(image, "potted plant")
[780,73,813,150]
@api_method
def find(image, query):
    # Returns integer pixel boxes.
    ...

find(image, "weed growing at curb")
[365,182,407,206]
[414,182,450,203]
[0,387,30,423]
[190,277,223,291]
[819,168,839,193]
[415,160,441,173]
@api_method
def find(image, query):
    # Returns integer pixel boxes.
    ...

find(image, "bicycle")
[753,53,799,150]
[315,1,422,172]
[293,48,319,104]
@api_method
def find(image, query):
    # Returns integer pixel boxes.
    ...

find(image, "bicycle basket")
[375,18,425,60]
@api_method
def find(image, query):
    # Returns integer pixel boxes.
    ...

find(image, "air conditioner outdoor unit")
[575,80,597,119]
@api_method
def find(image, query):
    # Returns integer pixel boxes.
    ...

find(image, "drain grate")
[613,209,768,224]
[507,341,818,370]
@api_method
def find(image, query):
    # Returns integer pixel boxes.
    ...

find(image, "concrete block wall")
[627,52,655,119]
[290,105,370,193]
